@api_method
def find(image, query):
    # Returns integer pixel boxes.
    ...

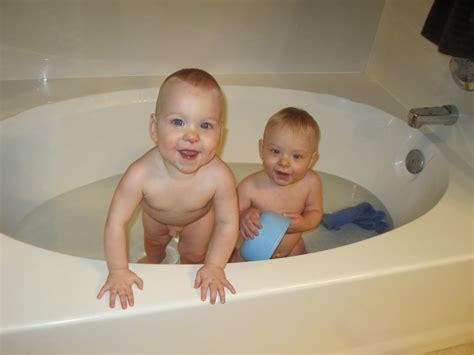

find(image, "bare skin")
[233,124,323,261]
[97,78,239,308]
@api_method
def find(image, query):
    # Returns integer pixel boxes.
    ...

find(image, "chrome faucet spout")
[407,105,458,128]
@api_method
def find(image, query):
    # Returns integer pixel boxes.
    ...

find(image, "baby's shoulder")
[238,170,266,190]
[202,157,235,180]
[126,148,162,176]
[304,169,322,187]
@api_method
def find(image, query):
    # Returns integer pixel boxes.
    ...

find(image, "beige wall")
[0,0,384,80]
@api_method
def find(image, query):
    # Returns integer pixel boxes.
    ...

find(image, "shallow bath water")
[14,163,392,262]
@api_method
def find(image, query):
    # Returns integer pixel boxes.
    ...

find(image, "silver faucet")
[408,105,458,128]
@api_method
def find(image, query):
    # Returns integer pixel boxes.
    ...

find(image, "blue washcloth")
[322,202,390,234]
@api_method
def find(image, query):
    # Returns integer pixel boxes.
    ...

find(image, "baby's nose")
[183,128,200,143]
[278,156,290,167]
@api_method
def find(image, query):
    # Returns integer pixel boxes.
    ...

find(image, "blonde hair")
[264,107,320,150]
[156,68,223,113]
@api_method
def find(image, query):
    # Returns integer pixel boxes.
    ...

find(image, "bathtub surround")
[0,0,384,80]
[368,0,473,118]
[367,0,473,171]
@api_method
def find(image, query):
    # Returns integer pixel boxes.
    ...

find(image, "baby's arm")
[97,163,145,309]
[237,178,262,240]
[285,173,323,233]
[194,164,239,304]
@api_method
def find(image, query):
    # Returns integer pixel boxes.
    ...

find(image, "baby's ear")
[311,151,319,166]
[149,113,159,143]
[258,139,264,160]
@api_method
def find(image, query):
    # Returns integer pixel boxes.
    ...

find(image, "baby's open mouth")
[179,149,199,160]
[275,170,290,179]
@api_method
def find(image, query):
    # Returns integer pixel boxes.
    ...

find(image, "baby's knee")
[178,243,207,264]
[144,234,170,248]
[229,247,244,262]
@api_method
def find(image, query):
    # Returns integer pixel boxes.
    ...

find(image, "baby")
[233,107,323,260]
[97,68,239,309]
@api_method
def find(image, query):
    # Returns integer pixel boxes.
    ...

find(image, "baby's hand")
[194,263,236,304]
[240,208,262,240]
[97,269,144,309]
[283,212,305,233]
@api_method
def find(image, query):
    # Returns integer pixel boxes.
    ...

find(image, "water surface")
[15,163,392,262]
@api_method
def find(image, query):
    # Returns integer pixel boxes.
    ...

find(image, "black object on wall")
[421,0,474,59]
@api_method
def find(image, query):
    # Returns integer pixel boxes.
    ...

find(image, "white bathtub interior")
[12,165,393,261]
[1,86,449,260]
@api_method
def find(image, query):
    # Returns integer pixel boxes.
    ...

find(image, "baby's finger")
[119,290,128,310]
[97,284,109,299]
[134,276,144,290]
[194,271,202,289]
[218,286,226,304]
[241,225,253,240]
[249,223,260,236]
[209,285,218,305]
[109,290,117,308]
[200,282,209,302]
[224,279,236,294]
[250,214,262,228]
[126,288,134,307]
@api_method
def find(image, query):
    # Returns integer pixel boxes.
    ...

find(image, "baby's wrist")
[109,267,130,273]
[204,261,225,269]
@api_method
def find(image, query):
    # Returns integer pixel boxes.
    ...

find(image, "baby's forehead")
[265,125,317,149]
[164,77,221,96]
[266,124,315,138]
[156,79,223,115]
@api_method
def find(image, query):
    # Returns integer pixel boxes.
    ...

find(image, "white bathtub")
[1,86,472,353]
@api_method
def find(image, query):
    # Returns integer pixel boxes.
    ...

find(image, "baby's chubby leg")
[138,211,173,264]
[288,237,306,257]
[178,207,215,264]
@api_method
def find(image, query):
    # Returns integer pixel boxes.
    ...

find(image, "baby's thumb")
[194,272,202,289]
[135,276,144,290]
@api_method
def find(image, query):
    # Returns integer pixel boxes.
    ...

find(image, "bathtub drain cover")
[406,149,424,174]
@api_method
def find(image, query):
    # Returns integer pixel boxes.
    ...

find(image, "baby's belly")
[142,201,213,227]
[271,233,302,258]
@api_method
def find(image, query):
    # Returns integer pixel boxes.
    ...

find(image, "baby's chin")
[271,175,294,186]
[175,156,215,174]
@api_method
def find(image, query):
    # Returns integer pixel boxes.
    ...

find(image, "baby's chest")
[255,189,308,213]
[144,181,215,211]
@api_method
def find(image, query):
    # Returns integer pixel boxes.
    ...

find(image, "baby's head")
[150,68,224,174]
[154,68,224,117]
[259,107,320,185]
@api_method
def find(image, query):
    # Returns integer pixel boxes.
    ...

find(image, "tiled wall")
[367,0,473,168]
[0,0,384,80]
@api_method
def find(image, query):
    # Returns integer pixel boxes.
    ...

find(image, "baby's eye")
[201,122,213,129]
[171,118,185,126]
[270,148,280,155]
[293,154,303,160]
